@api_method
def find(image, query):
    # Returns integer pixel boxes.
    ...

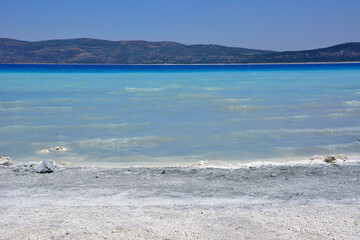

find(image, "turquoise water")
[0,64,360,166]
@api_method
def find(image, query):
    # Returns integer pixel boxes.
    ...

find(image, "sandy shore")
[1,162,359,239]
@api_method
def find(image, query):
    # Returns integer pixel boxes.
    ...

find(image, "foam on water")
[227,105,263,112]
[247,126,360,135]
[343,100,360,106]
[265,115,310,121]
[124,87,164,92]
[75,136,169,150]
[204,87,223,91]
[1,63,360,166]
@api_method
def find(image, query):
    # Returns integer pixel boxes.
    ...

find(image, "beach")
[1,161,359,239]
[1,0,360,238]
[1,63,360,239]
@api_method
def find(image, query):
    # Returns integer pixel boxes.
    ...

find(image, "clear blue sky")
[1,0,359,51]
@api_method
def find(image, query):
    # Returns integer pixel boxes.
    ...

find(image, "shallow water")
[0,63,360,166]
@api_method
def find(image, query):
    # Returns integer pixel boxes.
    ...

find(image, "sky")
[0,0,359,51]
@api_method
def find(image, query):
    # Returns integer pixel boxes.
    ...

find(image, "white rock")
[0,156,13,166]
[324,155,337,164]
[197,160,208,166]
[54,146,68,151]
[36,160,57,173]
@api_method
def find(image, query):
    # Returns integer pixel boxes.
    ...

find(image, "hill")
[0,38,359,64]
[254,42,360,63]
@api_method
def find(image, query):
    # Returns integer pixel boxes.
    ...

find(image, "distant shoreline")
[1,61,360,66]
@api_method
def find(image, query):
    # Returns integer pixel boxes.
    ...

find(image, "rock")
[270,173,277,177]
[197,160,208,166]
[336,154,347,162]
[36,160,57,173]
[54,146,68,151]
[0,156,13,166]
[324,155,337,164]
[309,155,324,161]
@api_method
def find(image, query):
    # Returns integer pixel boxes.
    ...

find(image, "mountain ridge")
[0,38,359,64]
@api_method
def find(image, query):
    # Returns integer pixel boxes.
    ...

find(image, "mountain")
[253,42,360,63]
[0,38,359,64]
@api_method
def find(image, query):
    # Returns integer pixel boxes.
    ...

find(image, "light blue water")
[0,64,359,166]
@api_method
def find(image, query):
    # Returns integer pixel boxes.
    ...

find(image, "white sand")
[1,163,359,239]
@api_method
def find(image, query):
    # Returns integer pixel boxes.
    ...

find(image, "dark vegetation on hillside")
[0,38,359,64]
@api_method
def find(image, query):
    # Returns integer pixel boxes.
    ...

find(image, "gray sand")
[1,163,359,239]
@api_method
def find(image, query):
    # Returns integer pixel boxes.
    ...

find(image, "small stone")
[324,155,337,164]
[270,173,277,177]
[36,160,57,173]
[161,170,166,174]
[197,160,208,166]
[0,156,13,166]
[54,146,68,151]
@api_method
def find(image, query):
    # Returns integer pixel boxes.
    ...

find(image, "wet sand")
[1,163,359,239]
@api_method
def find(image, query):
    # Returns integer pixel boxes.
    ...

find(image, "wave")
[124,87,164,92]
[0,123,131,133]
[326,113,345,118]
[227,105,262,112]
[0,100,24,105]
[221,98,251,103]
[247,126,360,135]
[0,100,36,111]
[318,142,360,151]
[204,87,223,91]
[0,100,30,107]
[265,115,309,121]
[175,93,215,99]
[274,142,359,151]
[343,100,360,106]
[36,106,73,110]
[0,107,22,111]
[75,136,169,150]
[273,142,360,157]
[0,106,73,111]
